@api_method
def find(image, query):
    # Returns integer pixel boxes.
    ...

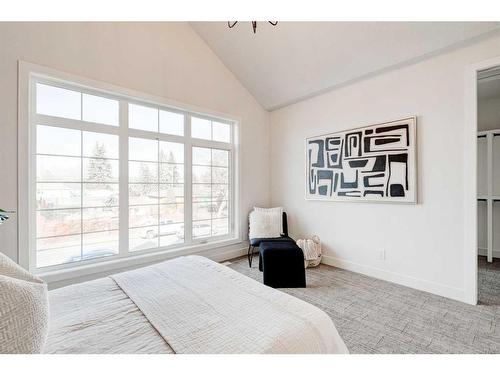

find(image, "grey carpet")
[228,255,500,354]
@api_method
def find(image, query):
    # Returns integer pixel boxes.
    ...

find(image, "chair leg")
[250,247,255,268]
[247,244,253,267]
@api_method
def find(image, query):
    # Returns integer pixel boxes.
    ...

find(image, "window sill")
[38,237,244,286]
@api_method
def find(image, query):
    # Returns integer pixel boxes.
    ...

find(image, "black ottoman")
[258,241,306,288]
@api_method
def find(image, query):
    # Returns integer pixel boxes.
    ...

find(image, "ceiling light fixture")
[227,21,278,34]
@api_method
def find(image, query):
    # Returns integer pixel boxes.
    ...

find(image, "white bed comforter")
[46,255,348,354]
[45,277,173,354]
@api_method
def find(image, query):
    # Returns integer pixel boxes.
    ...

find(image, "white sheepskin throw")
[249,207,283,239]
[0,252,49,354]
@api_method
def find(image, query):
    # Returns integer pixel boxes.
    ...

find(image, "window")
[192,147,230,239]
[36,125,119,268]
[27,75,237,272]
[128,136,184,252]
[191,116,231,142]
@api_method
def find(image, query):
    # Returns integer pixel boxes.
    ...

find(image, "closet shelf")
[477,196,500,201]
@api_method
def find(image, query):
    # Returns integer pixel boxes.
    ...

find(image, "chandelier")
[227,21,278,34]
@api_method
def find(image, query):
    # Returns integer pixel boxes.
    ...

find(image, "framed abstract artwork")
[305,117,417,203]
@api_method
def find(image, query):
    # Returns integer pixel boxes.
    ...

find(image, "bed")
[45,255,348,354]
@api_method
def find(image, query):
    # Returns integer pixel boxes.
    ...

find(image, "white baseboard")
[321,255,466,303]
[478,247,500,259]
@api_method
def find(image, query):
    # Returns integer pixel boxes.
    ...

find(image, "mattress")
[45,256,348,354]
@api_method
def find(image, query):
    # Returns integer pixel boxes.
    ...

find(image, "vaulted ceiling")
[190,22,500,110]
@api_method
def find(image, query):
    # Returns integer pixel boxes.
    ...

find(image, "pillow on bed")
[249,207,283,239]
[0,252,49,354]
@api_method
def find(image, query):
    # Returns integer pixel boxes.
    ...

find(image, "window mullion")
[228,116,234,238]
[210,149,213,237]
[190,138,233,150]
[34,113,120,135]
[80,130,83,260]
[185,114,193,244]
[28,78,38,272]
[157,135,160,249]
[79,89,83,260]
[119,100,129,256]
[128,128,185,143]
[229,149,234,238]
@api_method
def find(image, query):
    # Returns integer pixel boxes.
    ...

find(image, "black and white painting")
[306,117,417,203]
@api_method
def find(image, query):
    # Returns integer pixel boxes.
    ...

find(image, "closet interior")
[478,130,500,262]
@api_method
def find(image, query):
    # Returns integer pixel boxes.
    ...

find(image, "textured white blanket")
[45,277,173,354]
[112,255,348,354]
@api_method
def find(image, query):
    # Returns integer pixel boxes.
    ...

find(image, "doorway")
[476,66,500,305]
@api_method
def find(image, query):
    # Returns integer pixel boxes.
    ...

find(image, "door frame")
[464,55,500,305]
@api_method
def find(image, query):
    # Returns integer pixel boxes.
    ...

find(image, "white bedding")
[45,277,173,354]
[46,256,348,354]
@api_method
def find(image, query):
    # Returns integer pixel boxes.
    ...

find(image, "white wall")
[0,22,270,265]
[270,32,500,302]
